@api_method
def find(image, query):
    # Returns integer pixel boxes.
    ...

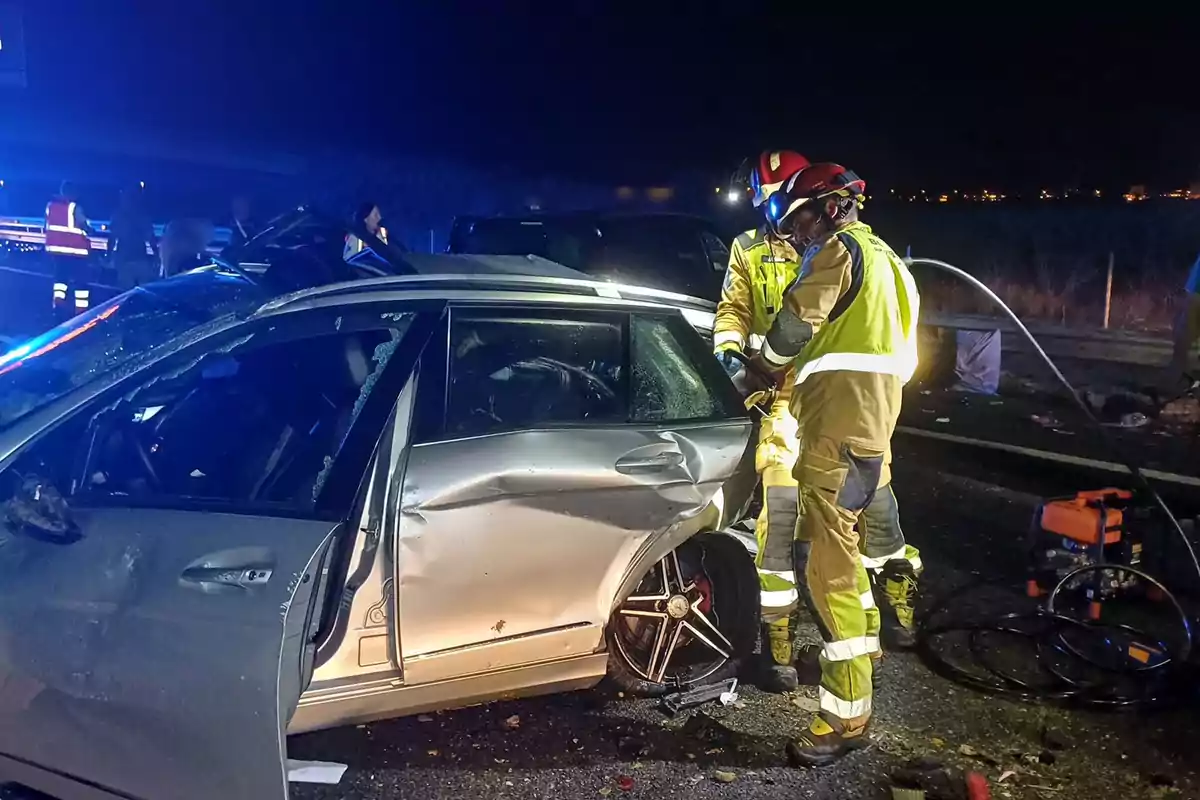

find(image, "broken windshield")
[0,270,263,429]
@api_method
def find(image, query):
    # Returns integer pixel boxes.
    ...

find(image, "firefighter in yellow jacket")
[716,153,922,697]
[749,163,920,766]
[714,150,808,693]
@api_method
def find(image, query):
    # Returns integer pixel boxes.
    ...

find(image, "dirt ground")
[289,438,1200,800]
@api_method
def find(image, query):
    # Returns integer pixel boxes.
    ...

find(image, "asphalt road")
[289,438,1200,800]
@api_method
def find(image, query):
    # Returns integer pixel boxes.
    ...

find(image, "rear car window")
[593,219,721,300]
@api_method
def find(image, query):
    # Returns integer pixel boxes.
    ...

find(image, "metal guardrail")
[0,218,1184,368]
[921,312,1178,367]
[0,215,233,254]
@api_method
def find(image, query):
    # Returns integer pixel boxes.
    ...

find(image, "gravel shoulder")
[289,440,1200,800]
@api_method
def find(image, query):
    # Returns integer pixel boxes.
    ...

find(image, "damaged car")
[0,251,758,799]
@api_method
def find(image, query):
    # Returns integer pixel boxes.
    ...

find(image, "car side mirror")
[3,474,81,545]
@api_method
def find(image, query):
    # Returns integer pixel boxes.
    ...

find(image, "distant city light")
[139,181,145,189]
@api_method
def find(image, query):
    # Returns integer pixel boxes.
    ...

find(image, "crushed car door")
[392,307,752,676]
[0,306,435,800]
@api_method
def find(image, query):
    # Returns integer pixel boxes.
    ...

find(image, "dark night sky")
[4,3,1199,189]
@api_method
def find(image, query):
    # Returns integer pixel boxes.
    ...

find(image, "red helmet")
[750,150,810,207]
[765,162,866,231]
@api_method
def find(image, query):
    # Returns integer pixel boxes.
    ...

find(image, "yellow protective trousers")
[753,389,801,624]
[790,369,902,733]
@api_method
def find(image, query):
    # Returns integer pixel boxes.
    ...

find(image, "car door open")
[390,307,752,683]
[0,306,435,800]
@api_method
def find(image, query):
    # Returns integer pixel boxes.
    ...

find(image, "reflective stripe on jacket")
[765,221,919,387]
[712,226,800,353]
[45,199,91,257]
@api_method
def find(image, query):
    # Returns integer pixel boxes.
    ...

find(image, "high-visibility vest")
[792,222,920,387]
[44,199,91,257]
[343,225,388,261]
[712,226,801,354]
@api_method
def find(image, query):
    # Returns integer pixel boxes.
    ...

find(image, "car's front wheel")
[606,532,758,696]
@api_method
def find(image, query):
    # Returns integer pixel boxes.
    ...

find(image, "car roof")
[260,271,715,314]
[452,210,719,228]
[255,257,717,334]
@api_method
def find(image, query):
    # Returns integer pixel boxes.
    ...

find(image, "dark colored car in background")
[447,212,731,302]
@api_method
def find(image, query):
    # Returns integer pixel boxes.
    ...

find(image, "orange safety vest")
[45,199,91,257]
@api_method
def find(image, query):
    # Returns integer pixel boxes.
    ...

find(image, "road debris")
[286,759,348,785]
[791,695,821,714]
[1040,725,1070,751]
[660,678,738,715]
[936,417,951,423]
[1105,411,1150,428]
[503,714,521,730]
[712,770,737,784]
[718,678,739,706]
[891,757,991,800]
[615,775,635,792]
[417,714,434,723]
[616,736,645,760]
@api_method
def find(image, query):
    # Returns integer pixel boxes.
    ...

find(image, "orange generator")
[1026,489,1146,619]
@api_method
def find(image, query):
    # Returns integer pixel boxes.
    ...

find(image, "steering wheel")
[131,434,163,492]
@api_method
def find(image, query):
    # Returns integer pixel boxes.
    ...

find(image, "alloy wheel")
[611,546,735,686]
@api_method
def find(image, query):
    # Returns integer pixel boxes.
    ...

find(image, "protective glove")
[715,349,743,379]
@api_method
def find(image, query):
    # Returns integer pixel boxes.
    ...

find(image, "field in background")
[868,202,1200,331]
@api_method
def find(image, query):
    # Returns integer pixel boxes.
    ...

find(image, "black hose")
[905,257,1198,709]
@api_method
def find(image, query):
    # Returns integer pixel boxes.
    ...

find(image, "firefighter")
[718,153,922,696]
[750,163,921,766]
[44,181,93,320]
[713,149,809,692]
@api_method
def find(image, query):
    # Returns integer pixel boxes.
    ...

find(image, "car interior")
[447,315,627,436]
[77,328,402,508]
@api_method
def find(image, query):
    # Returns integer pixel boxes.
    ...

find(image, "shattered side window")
[631,314,743,423]
[0,273,260,430]
[76,316,412,511]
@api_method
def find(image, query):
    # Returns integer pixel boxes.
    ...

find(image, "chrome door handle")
[180,566,273,589]
[615,450,684,474]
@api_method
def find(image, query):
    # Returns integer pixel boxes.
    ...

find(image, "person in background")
[109,183,159,290]
[45,181,93,320]
[228,195,258,250]
[159,218,213,278]
[1169,254,1200,388]
[343,201,389,261]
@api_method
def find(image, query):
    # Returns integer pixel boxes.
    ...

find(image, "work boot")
[786,715,871,768]
[759,621,799,693]
[792,643,823,686]
[878,558,919,650]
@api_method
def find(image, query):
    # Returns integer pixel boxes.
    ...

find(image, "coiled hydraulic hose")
[905,257,1197,709]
